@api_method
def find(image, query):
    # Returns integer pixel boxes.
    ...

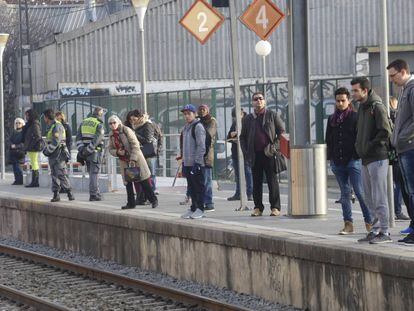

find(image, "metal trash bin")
[288,144,327,217]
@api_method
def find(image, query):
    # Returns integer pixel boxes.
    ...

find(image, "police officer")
[43,109,75,202]
[76,107,105,201]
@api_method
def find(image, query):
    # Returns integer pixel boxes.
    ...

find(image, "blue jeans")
[331,160,372,223]
[203,167,214,208]
[12,161,23,183]
[146,157,157,191]
[394,185,403,215]
[399,149,414,228]
[232,156,253,197]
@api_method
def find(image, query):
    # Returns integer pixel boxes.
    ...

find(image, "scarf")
[200,114,212,122]
[330,106,353,127]
[112,129,128,161]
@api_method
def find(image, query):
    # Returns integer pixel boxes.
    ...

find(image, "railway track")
[0,244,249,311]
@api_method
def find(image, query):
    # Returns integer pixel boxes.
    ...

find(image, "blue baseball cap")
[181,104,196,113]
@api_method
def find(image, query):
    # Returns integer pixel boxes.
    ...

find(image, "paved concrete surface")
[1,173,413,251]
[2,173,414,310]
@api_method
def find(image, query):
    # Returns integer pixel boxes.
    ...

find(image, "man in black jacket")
[352,77,392,244]
[240,92,285,217]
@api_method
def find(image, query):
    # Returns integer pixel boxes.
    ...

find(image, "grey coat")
[391,77,414,154]
[182,119,206,167]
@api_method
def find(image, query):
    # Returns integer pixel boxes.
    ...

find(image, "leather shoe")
[227,195,240,201]
[89,196,102,202]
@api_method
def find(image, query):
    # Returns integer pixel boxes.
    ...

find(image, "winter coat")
[355,90,391,165]
[240,109,285,166]
[325,111,360,166]
[23,120,43,152]
[135,121,157,158]
[182,119,206,167]
[199,115,217,167]
[109,124,151,184]
[227,113,247,158]
[9,129,25,164]
[391,77,414,154]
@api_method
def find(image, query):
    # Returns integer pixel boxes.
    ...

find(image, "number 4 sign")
[240,0,285,40]
[180,0,225,45]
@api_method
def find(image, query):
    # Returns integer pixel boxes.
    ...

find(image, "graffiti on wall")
[60,87,110,98]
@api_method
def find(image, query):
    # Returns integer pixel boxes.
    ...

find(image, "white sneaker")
[190,208,205,219]
[181,210,193,219]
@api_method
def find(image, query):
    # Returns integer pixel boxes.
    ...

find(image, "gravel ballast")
[0,237,301,311]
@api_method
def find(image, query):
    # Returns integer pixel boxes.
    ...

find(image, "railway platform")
[0,176,413,311]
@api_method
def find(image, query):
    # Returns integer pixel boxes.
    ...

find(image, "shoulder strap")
[191,121,201,140]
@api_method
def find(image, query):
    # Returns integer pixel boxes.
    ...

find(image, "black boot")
[51,191,60,202]
[122,183,136,209]
[25,170,39,188]
[135,191,149,205]
[141,178,158,208]
[67,191,75,201]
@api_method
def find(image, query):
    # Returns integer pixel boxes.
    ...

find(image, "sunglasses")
[389,71,400,78]
[253,97,264,101]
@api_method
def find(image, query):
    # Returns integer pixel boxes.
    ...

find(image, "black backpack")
[191,121,212,157]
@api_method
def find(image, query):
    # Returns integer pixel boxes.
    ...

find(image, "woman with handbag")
[9,118,26,185]
[126,110,157,205]
[130,112,157,182]
[22,109,43,188]
[108,115,158,210]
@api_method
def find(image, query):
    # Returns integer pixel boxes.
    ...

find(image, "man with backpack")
[197,105,217,212]
[387,59,414,244]
[180,104,206,219]
[351,77,392,244]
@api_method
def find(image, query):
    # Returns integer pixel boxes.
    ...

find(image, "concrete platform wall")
[0,197,413,311]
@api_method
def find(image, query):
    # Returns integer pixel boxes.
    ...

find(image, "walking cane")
[172,162,182,187]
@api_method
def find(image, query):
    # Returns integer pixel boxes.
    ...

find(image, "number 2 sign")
[240,0,285,40]
[180,0,225,45]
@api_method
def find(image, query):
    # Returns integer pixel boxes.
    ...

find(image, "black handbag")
[124,166,141,183]
[141,142,156,158]
[274,151,287,174]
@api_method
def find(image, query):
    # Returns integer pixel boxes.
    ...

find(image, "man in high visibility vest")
[42,109,74,202]
[76,107,105,201]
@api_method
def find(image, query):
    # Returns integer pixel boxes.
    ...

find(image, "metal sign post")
[379,0,395,228]
[229,0,248,211]
[0,34,9,180]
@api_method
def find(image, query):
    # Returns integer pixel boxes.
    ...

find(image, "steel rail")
[0,243,250,311]
[0,284,71,311]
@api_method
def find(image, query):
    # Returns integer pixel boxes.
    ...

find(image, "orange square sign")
[180,0,225,45]
[240,0,285,40]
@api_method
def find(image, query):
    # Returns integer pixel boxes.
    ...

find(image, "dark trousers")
[252,151,281,211]
[133,178,157,203]
[183,166,205,212]
[12,161,23,183]
[393,161,410,217]
[398,150,414,229]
